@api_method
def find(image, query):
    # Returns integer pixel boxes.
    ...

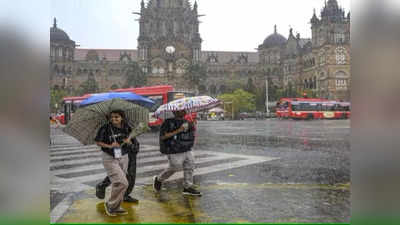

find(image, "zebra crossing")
[50,132,278,194]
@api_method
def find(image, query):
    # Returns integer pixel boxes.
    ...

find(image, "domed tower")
[50,18,76,63]
[258,25,286,66]
[257,25,286,89]
[136,0,202,81]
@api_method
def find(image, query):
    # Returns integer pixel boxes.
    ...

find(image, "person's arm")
[96,141,120,149]
[161,126,185,141]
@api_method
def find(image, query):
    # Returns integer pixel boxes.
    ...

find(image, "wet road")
[51,119,350,223]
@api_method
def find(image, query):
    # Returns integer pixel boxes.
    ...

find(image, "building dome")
[50,18,71,42]
[262,25,287,48]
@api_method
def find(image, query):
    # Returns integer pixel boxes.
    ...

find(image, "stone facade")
[50,0,350,100]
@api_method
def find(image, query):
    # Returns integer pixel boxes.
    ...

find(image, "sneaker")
[104,202,117,217]
[123,195,139,203]
[182,187,202,196]
[96,184,106,199]
[153,176,162,192]
[113,207,128,215]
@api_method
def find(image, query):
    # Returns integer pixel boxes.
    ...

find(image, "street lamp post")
[265,79,269,117]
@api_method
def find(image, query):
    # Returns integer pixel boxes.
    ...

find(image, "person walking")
[95,136,139,203]
[153,110,201,196]
[95,109,133,216]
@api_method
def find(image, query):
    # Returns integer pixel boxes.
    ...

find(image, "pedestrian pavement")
[50,129,278,223]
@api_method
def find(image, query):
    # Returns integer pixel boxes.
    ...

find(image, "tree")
[50,88,68,113]
[217,89,256,119]
[184,63,207,88]
[124,62,147,88]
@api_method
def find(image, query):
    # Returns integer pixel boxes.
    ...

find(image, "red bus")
[276,98,350,120]
[61,94,93,124]
[113,85,196,129]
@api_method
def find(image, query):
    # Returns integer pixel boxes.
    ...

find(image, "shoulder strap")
[108,125,118,143]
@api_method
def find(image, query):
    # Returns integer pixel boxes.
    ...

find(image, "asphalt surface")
[50,118,350,223]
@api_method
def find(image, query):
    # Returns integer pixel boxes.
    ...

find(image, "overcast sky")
[51,0,350,52]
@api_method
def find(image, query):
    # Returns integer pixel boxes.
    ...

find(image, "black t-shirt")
[95,123,138,157]
[159,118,195,154]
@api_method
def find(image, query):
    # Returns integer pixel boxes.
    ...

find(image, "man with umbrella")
[153,109,201,196]
[151,95,220,196]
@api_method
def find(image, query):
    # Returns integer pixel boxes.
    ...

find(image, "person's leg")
[182,151,201,196]
[102,153,129,211]
[124,152,138,202]
[182,151,195,189]
[158,153,184,182]
[95,176,111,199]
[153,153,184,191]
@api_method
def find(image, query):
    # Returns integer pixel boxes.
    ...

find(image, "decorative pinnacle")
[53,17,57,28]
[274,25,277,34]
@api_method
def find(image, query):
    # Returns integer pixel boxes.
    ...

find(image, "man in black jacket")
[95,132,140,203]
[153,110,201,196]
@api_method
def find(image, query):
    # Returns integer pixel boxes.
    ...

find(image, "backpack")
[159,119,195,154]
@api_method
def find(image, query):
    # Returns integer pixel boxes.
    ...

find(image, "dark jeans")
[98,151,137,197]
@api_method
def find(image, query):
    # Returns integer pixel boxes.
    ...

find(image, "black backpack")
[159,119,195,154]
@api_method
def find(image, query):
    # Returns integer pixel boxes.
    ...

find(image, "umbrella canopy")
[154,96,221,119]
[208,107,225,113]
[63,98,149,145]
[79,92,155,109]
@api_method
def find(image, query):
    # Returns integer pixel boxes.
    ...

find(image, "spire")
[289,28,293,36]
[311,8,319,24]
[194,0,198,11]
[141,0,144,9]
[274,24,277,34]
[53,17,57,28]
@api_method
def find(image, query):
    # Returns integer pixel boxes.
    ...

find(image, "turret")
[310,8,319,25]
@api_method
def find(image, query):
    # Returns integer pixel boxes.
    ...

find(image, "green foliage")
[124,62,147,88]
[184,64,207,87]
[217,89,256,118]
[50,88,68,113]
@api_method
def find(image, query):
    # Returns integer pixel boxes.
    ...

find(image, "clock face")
[165,45,175,54]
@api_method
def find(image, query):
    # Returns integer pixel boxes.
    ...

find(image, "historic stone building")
[50,0,350,101]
